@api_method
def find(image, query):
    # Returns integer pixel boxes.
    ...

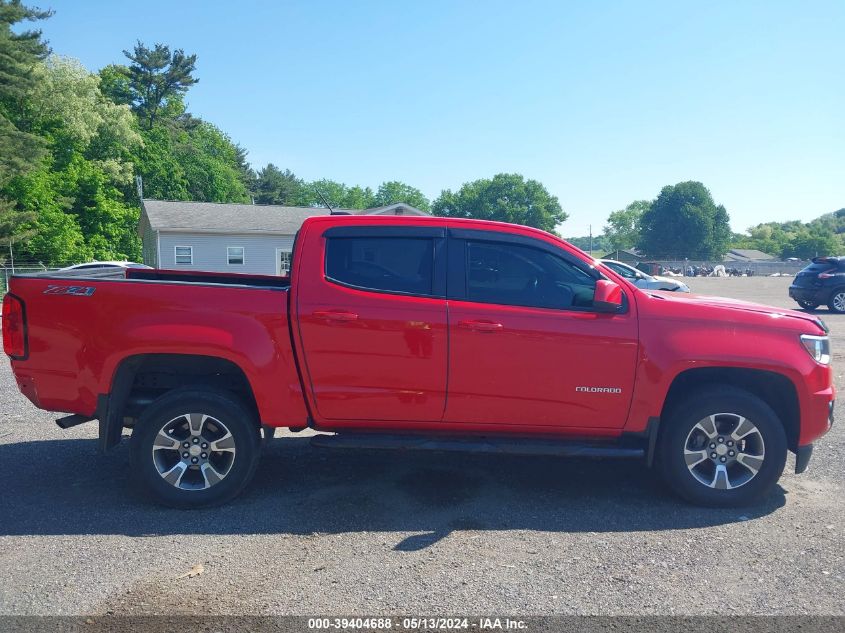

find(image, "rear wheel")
[658,386,787,507]
[828,289,845,313]
[796,300,819,311]
[130,388,261,508]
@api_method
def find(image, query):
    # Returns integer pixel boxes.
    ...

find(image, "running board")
[310,433,645,459]
[55,414,94,429]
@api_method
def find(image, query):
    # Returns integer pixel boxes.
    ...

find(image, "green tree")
[123,41,198,129]
[7,56,144,264]
[731,212,845,260]
[254,164,306,206]
[432,173,566,233]
[373,181,430,211]
[783,228,840,259]
[133,125,189,200]
[31,57,141,181]
[304,179,376,209]
[0,0,53,245]
[565,234,610,254]
[639,181,731,259]
[98,63,133,106]
[342,185,376,209]
[603,200,648,252]
[172,122,249,203]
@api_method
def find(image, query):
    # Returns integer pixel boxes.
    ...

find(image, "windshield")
[602,261,642,280]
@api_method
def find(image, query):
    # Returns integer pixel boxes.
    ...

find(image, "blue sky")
[37,0,844,236]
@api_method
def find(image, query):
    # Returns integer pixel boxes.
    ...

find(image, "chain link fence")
[637,260,806,277]
[1,265,65,296]
[1,263,145,296]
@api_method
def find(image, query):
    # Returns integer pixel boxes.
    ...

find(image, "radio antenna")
[316,189,335,214]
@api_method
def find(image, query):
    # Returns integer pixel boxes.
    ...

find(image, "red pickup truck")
[2,216,835,508]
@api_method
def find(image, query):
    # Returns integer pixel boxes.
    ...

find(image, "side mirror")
[594,279,623,313]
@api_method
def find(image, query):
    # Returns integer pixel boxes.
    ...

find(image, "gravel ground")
[0,276,842,616]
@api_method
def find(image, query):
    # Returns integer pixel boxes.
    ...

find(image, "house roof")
[141,199,427,234]
[725,248,775,261]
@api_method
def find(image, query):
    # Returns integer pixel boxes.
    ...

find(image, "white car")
[599,259,690,292]
[58,261,152,271]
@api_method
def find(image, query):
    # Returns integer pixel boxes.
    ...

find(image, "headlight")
[800,334,831,365]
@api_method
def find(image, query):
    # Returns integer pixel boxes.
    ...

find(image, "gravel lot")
[0,276,842,616]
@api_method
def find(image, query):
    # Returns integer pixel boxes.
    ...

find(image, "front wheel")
[658,386,787,507]
[130,388,261,508]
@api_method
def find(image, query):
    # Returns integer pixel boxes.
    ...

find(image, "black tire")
[827,288,845,313]
[657,386,787,507]
[130,388,261,508]
[796,300,819,311]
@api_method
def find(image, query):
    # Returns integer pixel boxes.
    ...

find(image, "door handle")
[313,310,359,322]
[458,319,503,332]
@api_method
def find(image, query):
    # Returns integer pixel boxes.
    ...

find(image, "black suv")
[790,256,845,312]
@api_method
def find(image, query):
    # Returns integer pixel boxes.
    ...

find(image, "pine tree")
[0,0,53,244]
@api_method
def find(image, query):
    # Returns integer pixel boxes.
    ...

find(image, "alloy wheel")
[683,413,765,490]
[151,413,237,491]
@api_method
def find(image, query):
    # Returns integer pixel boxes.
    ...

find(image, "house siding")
[158,232,296,275]
[139,215,158,268]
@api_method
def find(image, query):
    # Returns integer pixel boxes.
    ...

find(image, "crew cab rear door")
[443,226,638,429]
[293,220,448,422]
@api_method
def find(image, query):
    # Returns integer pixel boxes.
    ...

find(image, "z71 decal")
[43,285,96,296]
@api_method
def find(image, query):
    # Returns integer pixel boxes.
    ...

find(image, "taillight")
[818,270,836,279]
[2,294,27,359]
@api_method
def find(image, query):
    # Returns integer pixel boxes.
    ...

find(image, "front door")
[295,224,448,422]
[444,229,639,429]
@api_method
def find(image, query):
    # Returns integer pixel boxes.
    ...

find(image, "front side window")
[326,236,434,296]
[466,241,596,310]
[174,246,193,265]
[227,246,245,265]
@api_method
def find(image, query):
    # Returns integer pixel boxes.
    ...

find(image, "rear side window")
[326,236,434,296]
[802,259,839,273]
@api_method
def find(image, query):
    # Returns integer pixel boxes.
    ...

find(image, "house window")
[277,250,292,276]
[227,246,245,265]
[174,246,193,265]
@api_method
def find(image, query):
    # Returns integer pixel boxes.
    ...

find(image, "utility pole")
[589,224,593,256]
[8,238,14,274]
[135,175,144,200]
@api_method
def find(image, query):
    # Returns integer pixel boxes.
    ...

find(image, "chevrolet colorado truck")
[2,216,835,508]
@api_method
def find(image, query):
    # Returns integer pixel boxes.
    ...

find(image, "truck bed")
[6,268,303,429]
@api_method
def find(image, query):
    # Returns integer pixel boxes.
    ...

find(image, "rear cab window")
[325,236,435,296]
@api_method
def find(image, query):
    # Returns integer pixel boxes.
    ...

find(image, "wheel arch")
[98,353,261,452]
[660,367,800,451]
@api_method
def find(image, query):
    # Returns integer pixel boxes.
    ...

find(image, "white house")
[139,199,429,275]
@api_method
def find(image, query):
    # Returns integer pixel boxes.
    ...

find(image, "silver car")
[599,259,690,292]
